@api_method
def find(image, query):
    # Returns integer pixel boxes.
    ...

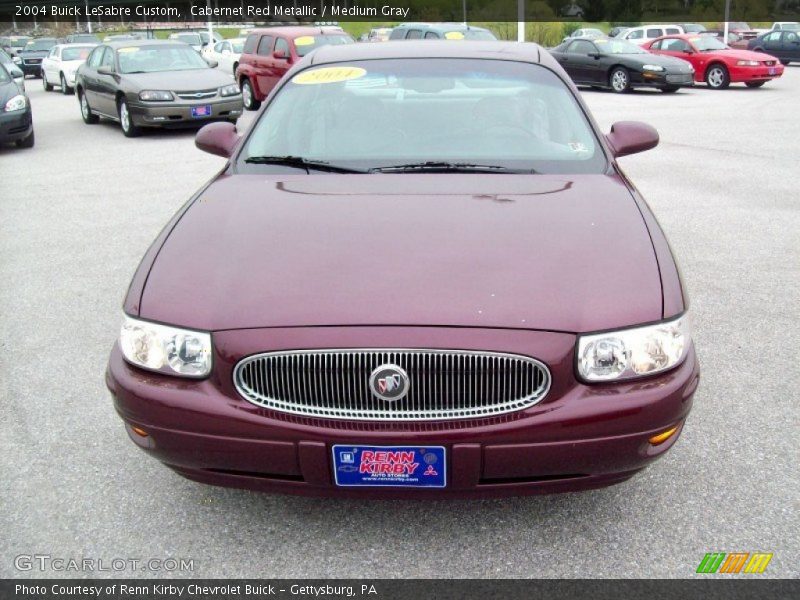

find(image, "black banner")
[1,0,799,25]
[2,579,799,600]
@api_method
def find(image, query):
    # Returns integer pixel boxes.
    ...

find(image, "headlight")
[219,83,240,97]
[119,316,212,378]
[577,314,691,382]
[737,60,760,66]
[12,56,21,64]
[642,64,666,72]
[138,90,174,101]
[4,94,27,112]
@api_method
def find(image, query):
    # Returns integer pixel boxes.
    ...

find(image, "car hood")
[19,50,49,58]
[631,53,694,71]
[715,48,776,61]
[139,174,663,333]
[121,68,234,90]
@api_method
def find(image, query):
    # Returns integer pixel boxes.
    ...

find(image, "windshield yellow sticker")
[292,66,367,85]
[118,47,139,53]
[294,36,316,46]
[444,31,465,40]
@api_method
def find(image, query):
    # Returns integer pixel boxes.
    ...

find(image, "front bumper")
[632,71,694,88]
[20,61,42,76]
[0,107,32,144]
[128,96,243,128]
[729,64,784,82]
[107,326,699,498]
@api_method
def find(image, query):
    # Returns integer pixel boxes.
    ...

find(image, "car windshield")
[25,39,56,51]
[730,22,750,30]
[294,34,353,57]
[174,34,202,45]
[780,23,799,30]
[72,35,99,42]
[0,64,10,83]
[444,30,497,40]
[240,58,604,174]
[691,36,727,51]
[0,48,11,63]
[62,46,94,61]
[117,45,209,73]
[683,24,706,32]
[594,39,647,54]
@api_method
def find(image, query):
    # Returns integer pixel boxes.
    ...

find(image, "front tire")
[745,81,766,88]
[79,90,99,124]
[609,67,630,93]
[16,129,34,148]
[118,98,141,137]
[42,72,52,91]
[705,64,730,89]
[241,78,260,110]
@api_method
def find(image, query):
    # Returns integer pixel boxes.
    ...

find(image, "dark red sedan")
[645,34,783,88]
[107,41,699,498]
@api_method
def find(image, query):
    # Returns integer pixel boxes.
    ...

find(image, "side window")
[242,33,258,54]
[88,46,104,68]
[275,37,290,55]
[647,28,662,38]
[765,32,781,42]
[627,29,643,40]
[785,32,799,43]
[424,32,439,39]
[213,42,223,52]
[568,40,595,54]
[650,40,662,50]
[406,30,423,40]
[665,28,681,35]
[100,47,114,70]
[257,35,274,56]
[389,28,406,40]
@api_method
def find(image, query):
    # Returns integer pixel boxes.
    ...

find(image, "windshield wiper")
[370,161,535,174]
[244,155,367,173]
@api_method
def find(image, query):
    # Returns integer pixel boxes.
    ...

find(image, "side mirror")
[605,121,659,158]
[684,48,694,54]
[195,122,241,158]
[205,58,218,68]
[97,65,113,75]
[272,49,288,60]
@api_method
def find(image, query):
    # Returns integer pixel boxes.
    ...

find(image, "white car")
[41,43,96,95]
[620,24,685,45]
[771,22,800,31]
[201,38,245,76]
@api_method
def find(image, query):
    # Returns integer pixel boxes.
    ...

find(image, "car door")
[563,40,596,83]
[95,47,119,116]
[271,37,291,88]
[761,31,783,56]
[217,41,232,71]
[253,35,274,97]
[42,46,58,83]
[783,31,800,61]
[81,45,105,107]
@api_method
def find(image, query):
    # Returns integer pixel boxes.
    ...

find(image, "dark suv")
[17,37,57,77]
[235,26,353,110]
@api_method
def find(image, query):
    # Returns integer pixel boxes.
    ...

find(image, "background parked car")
[41,43,96,94]
[551,37,694,93]
[748,30,800,65]
[725,22,761,40]
[701,29,749,49]
[168,32,203,52]
[366,27,393,42]
[388,23,497,41]
[0,62,33,148]
[201,37,244,76]
[236,26,354,110]
[0,35,31,57]
[17,37,57,77]
[561,28,606,44]
[646,34,784,89]
[608,26,630,38]
[770,22,799,31]
[66,33,100,44]
[0,48,25,90]
[620,25,684,46]
[75,40,242,137]
[681,24,707,33]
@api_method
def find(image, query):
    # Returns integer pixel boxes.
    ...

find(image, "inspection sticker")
[332,445,446,488]
[294,36,316,47]
[292,66,367,85]
[444,31,465,40]
[118,47,139,53]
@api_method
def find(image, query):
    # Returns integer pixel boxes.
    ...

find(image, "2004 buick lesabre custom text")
[106,42,700,498]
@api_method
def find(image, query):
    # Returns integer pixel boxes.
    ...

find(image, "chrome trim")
[233,349,551,421]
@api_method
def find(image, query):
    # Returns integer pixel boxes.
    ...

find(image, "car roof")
[104,39,185,49]
[55,42,98,48]
[308,40,546,67]
[393,22,491,33]
[247,26,345,37]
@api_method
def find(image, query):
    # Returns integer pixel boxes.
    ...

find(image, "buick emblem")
[369,364,409,402]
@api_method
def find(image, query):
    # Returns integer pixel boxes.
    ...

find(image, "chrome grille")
[175,89,217,100]
[234,349,550,421]
[667,74,692,83]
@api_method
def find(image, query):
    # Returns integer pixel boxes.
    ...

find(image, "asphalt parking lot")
[1,67,798,579]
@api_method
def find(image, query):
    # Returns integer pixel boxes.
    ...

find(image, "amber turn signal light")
[131,426,149,438]
[649,425,679,446]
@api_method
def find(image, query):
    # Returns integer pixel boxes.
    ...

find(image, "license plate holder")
[191,104,212,118]
[332,445,446,488]
[769,67,776,75]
